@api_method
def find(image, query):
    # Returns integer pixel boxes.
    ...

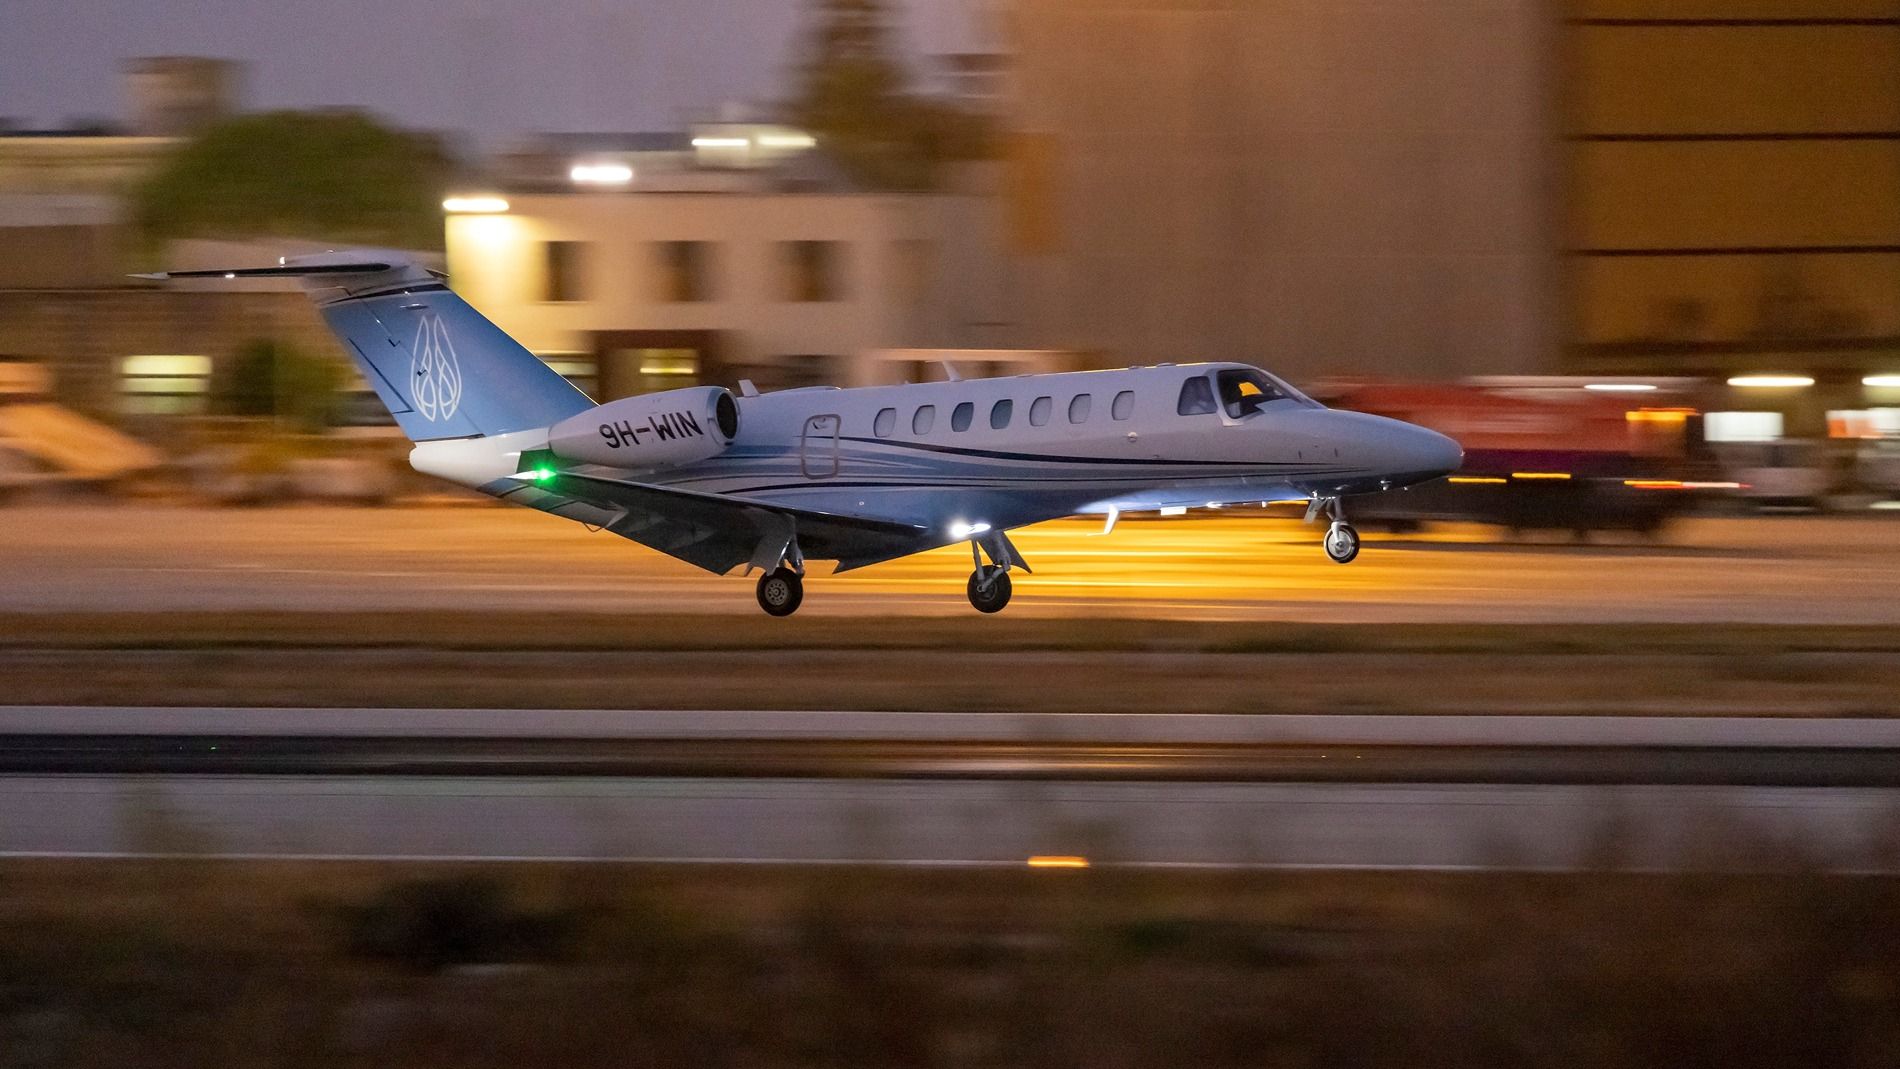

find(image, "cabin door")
[800,414,840,479]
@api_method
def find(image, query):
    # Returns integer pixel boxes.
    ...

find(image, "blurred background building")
[0,3,1895,452]
[996,0,1560,383]
[1558,2,1900,435]
[447,118,1015,396]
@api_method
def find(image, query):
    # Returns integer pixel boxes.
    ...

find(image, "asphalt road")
[4,709,1898,870]
[3,505,1897,621]
[5,777,1893,871]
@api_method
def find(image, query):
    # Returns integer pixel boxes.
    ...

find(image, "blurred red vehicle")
[1314,378,1727,538]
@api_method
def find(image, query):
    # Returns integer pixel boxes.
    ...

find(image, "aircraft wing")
[526,470,933,575]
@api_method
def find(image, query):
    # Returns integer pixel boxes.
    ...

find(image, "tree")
[788,0,991,191]
[132,110,452,252]
[219,338,342,432]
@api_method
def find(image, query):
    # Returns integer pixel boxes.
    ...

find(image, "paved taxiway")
[5,708,1897,870]
[2,505,1897,622]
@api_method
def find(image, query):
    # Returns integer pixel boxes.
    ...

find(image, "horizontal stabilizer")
[132,261,398,280]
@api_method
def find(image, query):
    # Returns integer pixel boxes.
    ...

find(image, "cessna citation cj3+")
[142,252,1461,616]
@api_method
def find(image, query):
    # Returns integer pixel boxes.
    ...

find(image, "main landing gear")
[966,530,1028,613]
[1307,495,1361,564]
[753,520,807,617]
[756,568,803,617]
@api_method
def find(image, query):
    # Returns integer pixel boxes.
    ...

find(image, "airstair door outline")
[800,413,841,479]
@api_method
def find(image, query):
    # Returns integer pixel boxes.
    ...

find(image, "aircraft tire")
[757,568,803,617]
[966,568,1012,613]
[1324,522,1360,564]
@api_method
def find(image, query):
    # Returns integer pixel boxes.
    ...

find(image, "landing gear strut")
[756,567,803,617]
[966,531,1026,613]
[1308,495,1361,564]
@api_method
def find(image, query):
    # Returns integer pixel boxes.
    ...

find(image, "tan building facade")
[445,189,1009,397]
[998,0,1562,382]
[1560,1,1900,431]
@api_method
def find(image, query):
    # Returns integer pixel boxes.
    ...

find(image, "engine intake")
[547,386,740,469]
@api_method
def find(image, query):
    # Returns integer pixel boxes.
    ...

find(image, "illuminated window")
[951,401,973,431]
[542,241,589,302]
[1177,375,1217,416]
[912,405,935,434]
[989,399,1013,429]
[1029,396,1053,426]
[1705,411,1784,443]
[1112,390,1135,420]
[656,241,714,302]
[783,240,843,302]
[1068,394,1092,424]
[537,352,597,397]
[120,354,211,415]
[874,407,896,437]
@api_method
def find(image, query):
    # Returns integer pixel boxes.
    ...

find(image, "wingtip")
[129,272,170,281]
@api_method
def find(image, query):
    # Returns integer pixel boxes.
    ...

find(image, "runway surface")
[3,505,1897,621]
[5,708,1897,870]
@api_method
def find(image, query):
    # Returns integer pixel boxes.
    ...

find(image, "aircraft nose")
[1409,424,1463,478]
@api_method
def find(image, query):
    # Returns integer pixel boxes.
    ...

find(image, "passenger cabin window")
[1112,390,1135,420]
[874,407,896,437]
[1068,394,1091,424]
[1029,396,1053,426]
[1176,376,1217,416]
[990,399,1013,429]
[1216,368,1289,419]
[951,401,974,431]
[912,405,935,434]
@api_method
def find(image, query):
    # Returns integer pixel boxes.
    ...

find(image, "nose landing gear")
[1307,495,1361,564]
[1323,521,1360,564]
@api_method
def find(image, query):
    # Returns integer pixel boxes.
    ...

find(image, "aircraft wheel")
[756,568,803,617]
[1323,522,1360,564]
[966,567,1012,613]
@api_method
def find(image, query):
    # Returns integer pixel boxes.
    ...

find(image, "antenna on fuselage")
[938,361,962,382]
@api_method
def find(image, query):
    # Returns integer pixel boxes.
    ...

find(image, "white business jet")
[142,252,1461,615]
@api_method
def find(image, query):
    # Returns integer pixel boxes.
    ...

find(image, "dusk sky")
[0,0,981,143]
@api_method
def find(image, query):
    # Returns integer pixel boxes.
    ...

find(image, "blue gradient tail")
[140,250,594,441]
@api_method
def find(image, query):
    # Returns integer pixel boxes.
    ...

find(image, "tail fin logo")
[410,315,464,422]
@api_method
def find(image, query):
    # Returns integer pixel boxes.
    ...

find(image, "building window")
[120,354,211,415]
[604,346,699,396]
[1112,390,1135,420]
[1177,376,1217,416]
[537,352,597,398]
[1069,394,1092,424]
[656,241,714,302]
[951,401,974,431]
[912,405,935,434]
[874,407,896,437]
[783,240,843,302]
[989,399,1013,429]
[894,238,934,308]
[543,240,589,302]
[1029,396,1053,426]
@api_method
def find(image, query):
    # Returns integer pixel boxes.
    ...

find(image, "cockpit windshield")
[1216,367,1316,418]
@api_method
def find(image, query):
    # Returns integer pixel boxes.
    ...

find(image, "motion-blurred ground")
[3,505,1897,622]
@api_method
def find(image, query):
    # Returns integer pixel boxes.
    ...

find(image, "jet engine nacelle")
[546,386,740,469]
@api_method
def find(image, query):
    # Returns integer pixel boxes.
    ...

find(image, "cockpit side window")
[1176,375,1217,416]
[1216,368,1289,419]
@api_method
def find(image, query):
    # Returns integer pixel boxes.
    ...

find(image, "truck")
[1315,378,1726,538]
